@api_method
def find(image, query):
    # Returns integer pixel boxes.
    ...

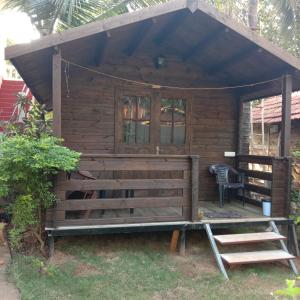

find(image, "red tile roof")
[252,92,300,124]
[0,80,25,121]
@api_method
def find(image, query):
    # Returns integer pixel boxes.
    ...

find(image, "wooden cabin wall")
[61,56,238,202]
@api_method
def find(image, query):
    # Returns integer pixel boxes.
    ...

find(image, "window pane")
[174,99,186,122]
[123,120,136,144]
[137,97,151,120]
[122,96,136,120]
[174,122,185,144]
[160,98,173,122]
[136,121,150,144]
[160,122,172,144]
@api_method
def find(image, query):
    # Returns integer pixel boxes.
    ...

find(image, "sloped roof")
[252,92,300,124]
[4,0,300,106]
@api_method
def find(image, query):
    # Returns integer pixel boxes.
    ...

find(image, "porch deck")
[63,201,260,222]
[46,200,289,235]
[46,154,291,232]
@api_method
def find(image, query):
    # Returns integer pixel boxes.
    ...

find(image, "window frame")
[115,88,190,154]
[122,95,151,144]
[160,98,187,145]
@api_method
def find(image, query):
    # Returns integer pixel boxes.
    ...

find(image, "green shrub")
[0,94,80,253]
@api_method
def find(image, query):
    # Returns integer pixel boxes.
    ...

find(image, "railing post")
[281,74,292,157]
[271,158,291,218]
[191,155,199,221]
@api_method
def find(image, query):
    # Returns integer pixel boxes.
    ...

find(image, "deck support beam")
[170,229,180,253]
[280,74,292,157]
[179,229,186,256]
[52,47,62,137]
[48,235,55,258]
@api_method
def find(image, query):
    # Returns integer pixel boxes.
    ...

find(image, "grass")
[7,231,296,300]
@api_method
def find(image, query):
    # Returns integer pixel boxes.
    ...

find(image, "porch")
[46,153,291,230]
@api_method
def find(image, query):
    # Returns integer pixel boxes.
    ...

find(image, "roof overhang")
[5,0,300,106]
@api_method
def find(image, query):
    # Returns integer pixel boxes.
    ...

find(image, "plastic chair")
[209,164,245,207]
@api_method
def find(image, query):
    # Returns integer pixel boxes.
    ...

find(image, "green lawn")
[7,232,295,300]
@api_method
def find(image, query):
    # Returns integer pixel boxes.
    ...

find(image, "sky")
[0,10,39,45]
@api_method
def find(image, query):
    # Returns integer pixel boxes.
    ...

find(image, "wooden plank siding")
[60,61,238,206]
[49,55,290,227]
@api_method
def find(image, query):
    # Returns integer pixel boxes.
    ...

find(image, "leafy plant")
[274,278,300,299]
[0,94,80,254]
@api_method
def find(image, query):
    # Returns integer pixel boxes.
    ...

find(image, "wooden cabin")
[5,0,300,277]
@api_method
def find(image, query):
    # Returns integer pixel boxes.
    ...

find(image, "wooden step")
[221,250,295,265]
[214,232,286,245]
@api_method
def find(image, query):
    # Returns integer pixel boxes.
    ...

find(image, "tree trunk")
[248,0,259,31]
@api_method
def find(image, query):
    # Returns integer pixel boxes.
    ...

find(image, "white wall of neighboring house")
[0,10,39,81]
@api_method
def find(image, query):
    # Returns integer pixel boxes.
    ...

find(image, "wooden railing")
[236,155,291,217]
[46,154,199,228]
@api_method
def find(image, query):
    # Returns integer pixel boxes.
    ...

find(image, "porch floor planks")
[64,201,269,226]
[71,207,183,221]
[199,201,262,220]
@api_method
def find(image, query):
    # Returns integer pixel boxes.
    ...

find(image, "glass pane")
[123,120,136,144]
[137,97,151,120]
[136,121,150,144]
[173,122,185,144]
[160,122,172,144]
[160,98,173,122]
[174,99,186,122]
[122,96,136,120]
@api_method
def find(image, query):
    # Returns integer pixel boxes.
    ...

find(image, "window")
[122,95,151,144]
[160,98,186,144]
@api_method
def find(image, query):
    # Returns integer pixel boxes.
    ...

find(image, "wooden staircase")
[205,221,298,280]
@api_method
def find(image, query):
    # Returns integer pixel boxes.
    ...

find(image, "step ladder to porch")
[204,221,298,280]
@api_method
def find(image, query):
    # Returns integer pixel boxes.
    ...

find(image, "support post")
[170,230,180,253]
[48,235,55,258]
[280,74,292,157]
[191,155,199,222]
[179,229,186,256]
[52,47,62,138]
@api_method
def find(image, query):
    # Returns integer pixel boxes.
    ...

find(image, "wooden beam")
[191,155,199,221]
[124,19,154,56]
[280,74,292,157]
[52,47,61,137]
[94,31,110,66]
[153,10,189,45]
[181,27,225,61]
[205,45,258,75]
[170,229,180,253]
